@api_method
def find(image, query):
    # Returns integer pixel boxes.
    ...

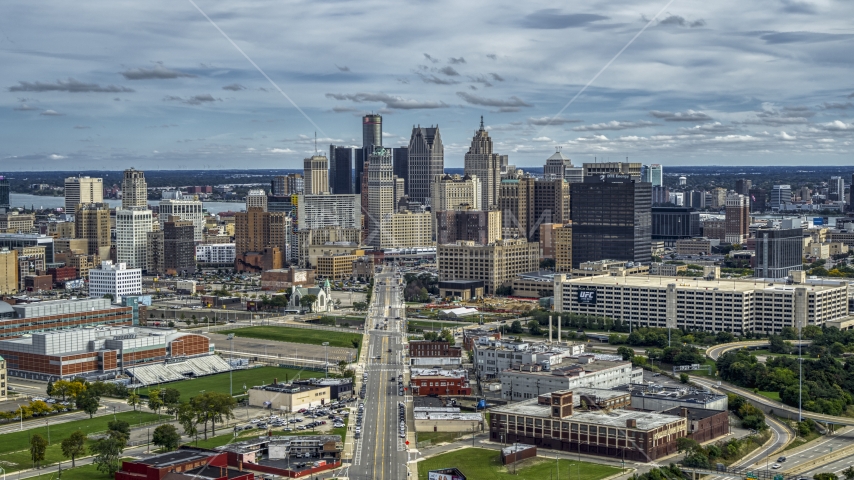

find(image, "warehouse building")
[499,355,642,400]
[248,381,331,412]
[0,298,136,340]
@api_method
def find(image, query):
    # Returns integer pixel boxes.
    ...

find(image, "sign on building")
[576,287,597,305]
[428,468,467,480]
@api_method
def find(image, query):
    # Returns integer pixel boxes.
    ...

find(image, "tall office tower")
[234,207,288,272]
[393,147,409,196]
[652,186,671,206]
[393,176,406,209]
[641,164,663,187]
[687,190,707,210]
[74,202,111,259]
[365,147,394,247]
[543,148,582,183]
[363,114,382,150]
[498,174,535,240]
[296,194,361,230]
[724,194,750,244]
[329,145,353,195]
[532,178,570,241]
[354,148,365,195]
[755,223,804,279]
[115,207,153,270]
[582,162,642,181]
[570,174,652,268]
[158,192,204,242]
[710,187,727,209]
[749,187,766,212]
[64,176,103,215]
[246,189,267,212]
[432,174,482,211]
[271,174,305,196]
[770,185,792,211]
[464,117,503,210]
[435,209,501,245]
[0,175,10,212]
[303,155,330,195]
[829,176,845,203]
[735,179,752,196]
[799,186,812,202]
[407,126,444,205]
[553,224,573,273]
[0,247,18,294]
[121,168,147,209]
[162,216,196,275]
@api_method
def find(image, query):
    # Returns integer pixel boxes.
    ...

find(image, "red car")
[298,408,307,413]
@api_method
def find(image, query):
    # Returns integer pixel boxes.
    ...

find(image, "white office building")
[246,189,267,212]
[196,243,236,264]
[296,194,361,230]
[116,208,153,270]
[88,261,142,303]
[159,192,204,241]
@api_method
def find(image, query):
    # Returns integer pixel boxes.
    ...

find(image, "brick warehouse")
[0,325,212,381]
[0,298,135,340]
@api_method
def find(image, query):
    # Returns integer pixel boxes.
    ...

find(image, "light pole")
[46,418,50,444]
[322,342,330,378]
[16,404,23,431]
[227,333,235,397]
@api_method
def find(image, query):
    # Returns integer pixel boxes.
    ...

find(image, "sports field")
[219,325,363,356]
[139,366,326,398]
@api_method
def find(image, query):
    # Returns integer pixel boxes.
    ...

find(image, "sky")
[1,0,853,171]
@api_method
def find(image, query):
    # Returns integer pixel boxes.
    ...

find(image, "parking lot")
[234,401,352,436]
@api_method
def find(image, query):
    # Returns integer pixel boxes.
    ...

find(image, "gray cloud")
[470,75,493,87]
[438,66,460,76]
[73,125,91,129]
[821,102,853,110]
[658,15,706,28]
[9,78,134,93]
[572,120,657,131]
[527,116,582,126]
[759,31,854,44]
[325,92,448,110]
[331,106,357,113]
[741,106,814,126]
[416,72,459,85]
[335,65,350,72]
[222,83,246,91]
[164,94,219,105]
[520,10,608,29]
[780,0,818,14]
[457,91,531,107]
[423,53,438,63]
[678,122,738,134]
[13,103,38,111]
[448,57,466,64]
[486,54,497,60]
[650,110,713,122]
[490,73,505,82]
[120,64,195,80]
[40,110,63,116]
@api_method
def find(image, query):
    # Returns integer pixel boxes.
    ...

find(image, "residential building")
[652,186,671,206]
[702,219,726,241]
[651,207,701,245]
[755,224,804,279]
[163,216,196,275]
[437,239,540,294]
[195,243,235,264]
[771,185,792,211]
[67,253,98,281]
[121,168,147,209]
[366,146,395,247]
[383,210,433,248]
[582,162,642,181]
[0,248,17,294]
[245,188,267,211]
[725,194,750,243]
[435,209,501,246]
[553,274,848,334]
[234,207,288,272]
[329,145,353,195]
[432,174,482,212]
[88,261,142,302]
[74,202,111,259]
[570,175,651,268]
[159,192,204,242]
[64,176,103,215]
[464,117,504,209]
[316,254,357,280]
[296,194,361,230]
[0,212,34,233]
[303,155,330,195]
[407,125,444,204]
[115,208,152,270]
[409,341,462,366]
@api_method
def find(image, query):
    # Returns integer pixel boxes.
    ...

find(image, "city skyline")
[2,0,853,170]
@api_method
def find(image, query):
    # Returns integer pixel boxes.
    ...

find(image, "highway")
[345,267,410,480]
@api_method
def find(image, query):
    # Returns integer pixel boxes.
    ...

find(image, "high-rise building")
[246,189,267,211]
[115,207,153,270]
[554,224,573,272]
[329,146,353,195]
[687,190,707,210]
[121,168,147,209]
[363,114,382,150]
[543,148,582,183]
[74,202,111,259]
[709,187,727,209]
[582,162,642,181]
[431,174,482,212]
[146,231,164,275]
[498,175,535,240]
[393,147,409,196]
[394,176,405,209]
[407,126,444,205]
[735,179,752,196]
[770,185,792,211]
[383,210,434,248]
[366,146,395,247]
[0,212,34,233]
[158,192,204,242]
[724,194,750,244]
[651,207,701,245]
[464,117,503,210]
[0,175,10,212]
[303,155,330,195]
[0,248,18,294]
[436,209,501,246]
[234,207,288,272]
[88,260,141,302]
[570,175,651,268]
[829,176,845,203]
[437,239,540,294]
[532,179,570,242]
[755,225,804,279]
[296,194,361,230]
[749,187,767,212]
[643,164,663,187]
[798,186,812,203]
[162,216,196,275]
[0,234,55,263]
[271,174,304,196]
[64,176,103,215]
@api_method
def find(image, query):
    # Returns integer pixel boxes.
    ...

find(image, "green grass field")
[758,390,782,401]
[417,448,623,480]
[407,320,467,331]
[416,431,462,444]
[139,366,325,398]
[219,326,363,356]
[0,411,165,472]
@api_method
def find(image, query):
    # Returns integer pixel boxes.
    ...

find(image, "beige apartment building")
[74,203,111,259]
[0,248,18,295]
[0,212,35,234]
[438,239,540,294]
[554,224,573,273]
[382,210,433,248]
[675,238,717,255]
[432,173,482,211]
[64,176,103,215]
[316,254,357,280]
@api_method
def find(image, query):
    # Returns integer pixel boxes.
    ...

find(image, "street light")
[322,342,330,378]
[227,333,235,397]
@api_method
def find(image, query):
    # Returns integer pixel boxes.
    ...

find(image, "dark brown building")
[163,216,196,275]
[234,207,288,272]
[435,209,501,245]
[662,407,729,443]
[409,340,462,360]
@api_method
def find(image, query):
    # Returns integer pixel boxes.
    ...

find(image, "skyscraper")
[64,176,103,215]
[362,114,382,150]
[583,162,642,181]
[74,202,111,259]
[392,147,409,196]
[159,192,204,242]
[0,175,11,212]
[725,194,750,244]
[543,148,582,183]
[116,207,153,270]
[366,146,394,247]
[329,146,353,194]
[464,117,503,210]
[162,216,196,275]
[770,185,792,211]
[755,224,803,279]
[735,179,752,196]
[121,168,147,209]
[271,174,304,196]
[570,174,652,268]
[407,126,444,205]
[246,189,268,211]
[642,164,663,187]
[829,176,845,203]
[303,155,330,195]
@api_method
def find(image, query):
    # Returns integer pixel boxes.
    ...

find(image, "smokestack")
[557,316,561,344]
[274,377,278,385]
[549,316,553,343]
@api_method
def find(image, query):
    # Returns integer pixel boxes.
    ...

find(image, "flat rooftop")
[414,411,483,421]
[616,385,727,404]
[503,357,630,376]
[662,406,724,420]
[490,401,683,430]
[564,275,847,292]
[136,448,216,467]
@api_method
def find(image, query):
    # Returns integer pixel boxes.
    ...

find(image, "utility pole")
[228,333,235,396]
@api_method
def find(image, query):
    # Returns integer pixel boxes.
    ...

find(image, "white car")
[771,464,781,470]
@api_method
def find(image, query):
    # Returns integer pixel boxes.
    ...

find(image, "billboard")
[576,287,597,305]
[428,469,466,480]
[65,279,85,290]
[813,217,824,226]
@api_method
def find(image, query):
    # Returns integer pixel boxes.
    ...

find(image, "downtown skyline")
[1,0,853,171]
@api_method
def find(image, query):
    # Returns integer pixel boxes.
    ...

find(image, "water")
[9,193,246,215]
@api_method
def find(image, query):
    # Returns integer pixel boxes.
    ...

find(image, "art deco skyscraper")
[407,126,443,205]
[464,117,503,209]
[121,168,147,209]
[303,155,330,195]
[363,114,382,150]
[366,146,394,247]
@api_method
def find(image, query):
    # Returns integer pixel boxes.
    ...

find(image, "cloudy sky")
[2,0,853,171]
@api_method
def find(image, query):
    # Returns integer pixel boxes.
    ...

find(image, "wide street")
[345,266,410,480]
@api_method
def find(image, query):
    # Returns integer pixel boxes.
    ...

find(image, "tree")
[841,467,854,480]
[127,392,142,411]
[162,388,182,418]
[177,402,199,443]
[300,294,318,312]
[148,389,165,416]
[152,424,181,451]
[107,420,130,437]
[509,320,523,334]
[680,373,690,384]
[527,319,542,336]
[814,474,839,480]
[617,346,635,361]
[353,301,368,312]
[46,378,56,398]
[439,328,454,344]
[30,434,48,469]
[676,437,699,454]
[77,389,100,418]
[61,430,87,467]
[90,430,127,476]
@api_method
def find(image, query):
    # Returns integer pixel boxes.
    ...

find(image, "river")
[9,193,246,215]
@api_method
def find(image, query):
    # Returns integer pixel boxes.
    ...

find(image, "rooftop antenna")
[480,115,484,131]
[314,131,317,154]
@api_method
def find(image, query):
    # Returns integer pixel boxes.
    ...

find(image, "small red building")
[115,448,251,480]
[48,266,78,287]
[411,371,471,396]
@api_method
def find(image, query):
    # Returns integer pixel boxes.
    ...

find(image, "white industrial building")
[88,261,142,302]
[473,338,586,379]
[196,243,236,264]
[115,207,153,270]
[296,194,361,230]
